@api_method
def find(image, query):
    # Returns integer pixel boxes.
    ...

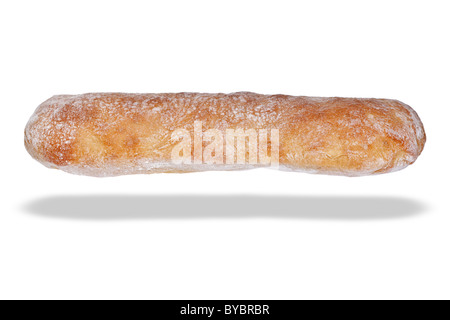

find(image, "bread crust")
[24,92,426,177]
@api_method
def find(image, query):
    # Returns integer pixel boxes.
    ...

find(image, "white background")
[1,0,449,300]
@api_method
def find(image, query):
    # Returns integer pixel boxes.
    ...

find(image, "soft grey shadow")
[22,195,428,220]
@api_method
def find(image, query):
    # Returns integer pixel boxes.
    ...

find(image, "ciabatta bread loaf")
[24,92,425,177]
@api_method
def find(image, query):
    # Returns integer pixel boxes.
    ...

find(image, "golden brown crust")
[24,92,426,177]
